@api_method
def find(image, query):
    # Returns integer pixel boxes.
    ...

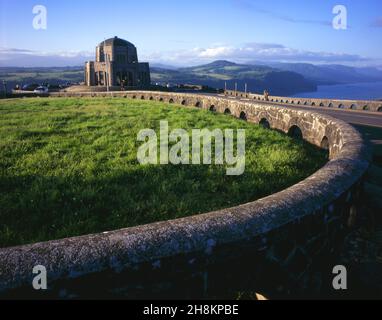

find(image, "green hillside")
[0,61,317,96]
[151,60,317,96]
[0,67,84,92]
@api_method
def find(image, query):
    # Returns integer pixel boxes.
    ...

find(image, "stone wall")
[0,91,371,299]
[225,90,382,112]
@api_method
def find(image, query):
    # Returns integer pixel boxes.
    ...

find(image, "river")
[290,82,382,100]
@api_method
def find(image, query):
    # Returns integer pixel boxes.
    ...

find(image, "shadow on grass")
[0,162,310,248]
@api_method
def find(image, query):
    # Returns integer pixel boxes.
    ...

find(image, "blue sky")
[0,0,381,66]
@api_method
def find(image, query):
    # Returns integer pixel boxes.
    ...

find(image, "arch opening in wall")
[304,101,308,105]
[149,96,154,101]
[239,111,247,121]
[181,100,187,106]
[338,104,345,109]
[363,105,369,111]
[132,95,137,99]
[319,103,324,107]
[321,136,330,159]
[209,105,216,112]
[378,106,382,112]
[288,125,303,140]
[350,104,357,110]
[259,118,270,129]
[280,100,284,103]
[169,98,174,104]
[311,102,316,106]
[224,108,231,115]
[297,101,301,105]
[321,136,330,150]
[159,97,164,102]
[195,101,201,108]
[141,95,145,100]
[328,103,334,108]
[291,101,295,104]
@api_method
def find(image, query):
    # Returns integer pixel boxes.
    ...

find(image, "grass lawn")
[0,97,327,247]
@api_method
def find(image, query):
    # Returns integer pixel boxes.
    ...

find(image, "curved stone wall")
[225,90,382,112]
[0,91,371,298]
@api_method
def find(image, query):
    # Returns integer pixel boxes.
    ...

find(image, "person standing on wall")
[264,90,270,101]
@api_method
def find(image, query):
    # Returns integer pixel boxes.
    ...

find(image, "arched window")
[116,71,122,85]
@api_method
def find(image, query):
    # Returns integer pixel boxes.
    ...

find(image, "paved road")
[220,95,382,128]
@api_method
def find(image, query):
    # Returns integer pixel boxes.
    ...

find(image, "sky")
[0,0,381,67]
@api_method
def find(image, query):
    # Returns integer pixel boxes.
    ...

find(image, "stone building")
[85,37,150,88]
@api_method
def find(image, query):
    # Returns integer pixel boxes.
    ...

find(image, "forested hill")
[151,60,317,96]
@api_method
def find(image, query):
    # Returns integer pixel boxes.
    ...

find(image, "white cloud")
[0,47,93,67]
[143,43,371,66]
[199,46,235,58]
[0,43,375,67]
[0,47,92,57]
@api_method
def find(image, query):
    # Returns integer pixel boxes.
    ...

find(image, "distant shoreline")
[1,65,382,100]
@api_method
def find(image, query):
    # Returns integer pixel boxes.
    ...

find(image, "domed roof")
[98,37,136,48]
